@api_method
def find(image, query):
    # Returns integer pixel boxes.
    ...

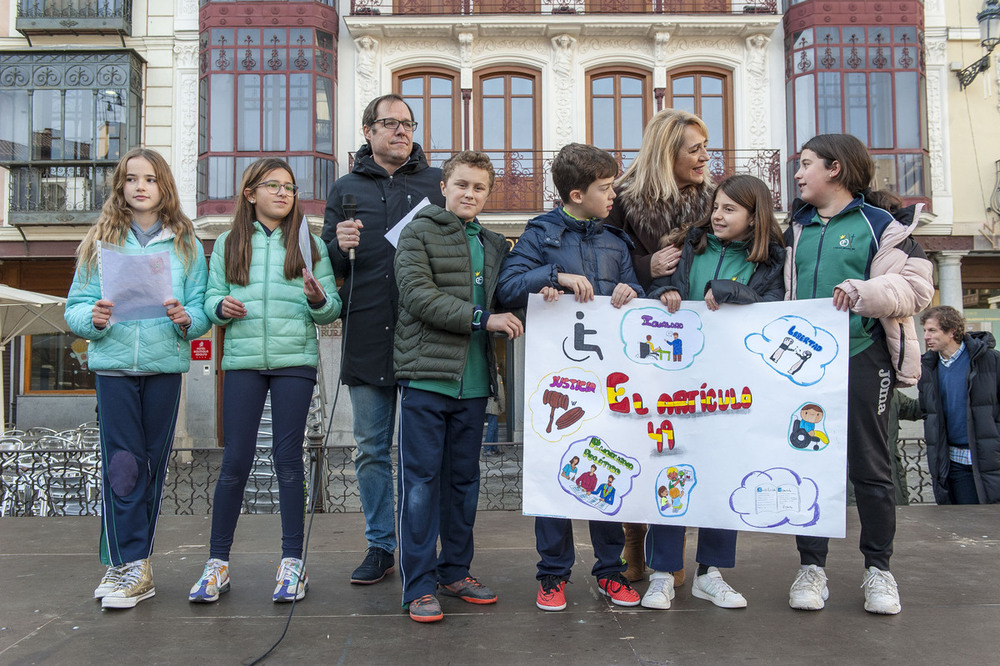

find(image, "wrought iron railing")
[15,0,132,35]
[6,162,115,224]
[350,0,777,16]
[1,443,523,517]
[351,148,782,213]
[17,0,128,18]
[1,438,938,517]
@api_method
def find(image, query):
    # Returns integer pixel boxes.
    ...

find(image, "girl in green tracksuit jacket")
[643,174,785,611]
[189,158,340,605]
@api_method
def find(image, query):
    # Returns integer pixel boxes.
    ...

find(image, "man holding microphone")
[322,94,445,584]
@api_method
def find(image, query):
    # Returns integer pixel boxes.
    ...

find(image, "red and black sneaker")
[597,572,640,606]
[536,575,568,611]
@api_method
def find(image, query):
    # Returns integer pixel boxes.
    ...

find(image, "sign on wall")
[522,295,850,538]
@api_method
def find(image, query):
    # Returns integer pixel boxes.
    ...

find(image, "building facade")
[2,0,996,437]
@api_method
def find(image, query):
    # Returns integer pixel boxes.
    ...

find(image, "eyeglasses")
[257,181,299,195]
[373,118,418,132]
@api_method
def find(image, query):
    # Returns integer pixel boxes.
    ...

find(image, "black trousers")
[796,339,895,570]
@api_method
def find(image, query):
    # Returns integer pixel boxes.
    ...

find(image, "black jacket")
[647,226,785,304]
[321,143,445,386]
[918,331,1000,504]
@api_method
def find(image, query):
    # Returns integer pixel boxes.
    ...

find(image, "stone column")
[935,251,966,313]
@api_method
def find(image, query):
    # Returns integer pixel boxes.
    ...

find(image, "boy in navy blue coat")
[497,143,643,611]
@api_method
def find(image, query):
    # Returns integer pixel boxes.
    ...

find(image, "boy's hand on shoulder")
[660,290,681,313]
[486,312,524,340]
[556,273,594,302]
[610,283,637,308]
[539,286,563,302]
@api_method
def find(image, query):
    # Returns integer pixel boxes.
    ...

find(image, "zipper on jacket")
[811,223,830,298]
[897,322,905,370]
[132,321,141,371]
[263,232,272,368]
[713,244,728,280]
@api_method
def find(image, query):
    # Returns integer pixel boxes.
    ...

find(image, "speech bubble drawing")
[729,467,820,529]
[528,368,605,442]
[744,315,840,386]
[621,307,704,371]
[557,435,640,516]
[653,464,697,517]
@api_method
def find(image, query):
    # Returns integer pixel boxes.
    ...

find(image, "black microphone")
[342,194,358,262]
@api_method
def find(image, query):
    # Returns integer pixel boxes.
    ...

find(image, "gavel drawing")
[543,389,570,433]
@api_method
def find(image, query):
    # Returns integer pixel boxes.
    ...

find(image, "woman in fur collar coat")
[604,108,716,585]
[605,108,716,291]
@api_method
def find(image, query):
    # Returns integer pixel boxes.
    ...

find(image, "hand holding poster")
[98,241,174,325]
[522,295,849,538]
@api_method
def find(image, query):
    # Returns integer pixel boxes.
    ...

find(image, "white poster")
[522,295,850,538]
[97,242,174,325]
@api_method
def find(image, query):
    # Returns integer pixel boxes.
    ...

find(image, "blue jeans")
[947,461,980,504]
[211,371,314,560]
[350,384,398,553]
[484,414,499,443]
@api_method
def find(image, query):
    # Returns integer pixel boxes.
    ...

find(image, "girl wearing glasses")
[66,147,210,609]
[190,158,341,604]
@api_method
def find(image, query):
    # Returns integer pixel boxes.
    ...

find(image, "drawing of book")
[755,482,801,514]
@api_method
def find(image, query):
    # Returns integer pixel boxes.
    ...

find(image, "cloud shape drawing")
[744,315,840,386]
[557,435,640,516]
[653,464,697,518]
[729,467,820,529]
[528,368,605,442]
[620,307,704,370]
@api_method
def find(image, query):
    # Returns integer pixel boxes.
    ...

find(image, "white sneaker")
[189,558,230,603]
[640,571,675,610]
[94,565,125,599]
[273,557,308,603]
[789,564,829,610]
[691,567,747,608]
[861,566,901,615]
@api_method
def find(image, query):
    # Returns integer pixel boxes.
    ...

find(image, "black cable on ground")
[246,259,355,666]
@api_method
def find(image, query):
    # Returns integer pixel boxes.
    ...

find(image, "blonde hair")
[76,147,198,278]
[616,108,710,207]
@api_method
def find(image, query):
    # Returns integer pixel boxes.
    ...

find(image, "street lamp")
[957,0,1000,89]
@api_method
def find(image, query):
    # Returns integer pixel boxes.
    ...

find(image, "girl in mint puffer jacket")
[190,158,340,605]
[65,148,210,610]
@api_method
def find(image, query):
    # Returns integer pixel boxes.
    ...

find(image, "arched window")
[666,66,733,151]
[587,67,652,169]
[395,68,460,169]
[475,67,542,212]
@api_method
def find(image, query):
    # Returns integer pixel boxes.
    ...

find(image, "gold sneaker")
[102,559,155,609]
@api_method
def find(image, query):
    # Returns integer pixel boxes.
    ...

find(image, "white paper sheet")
[384,197,431,248]
[297,217,313,274]
[98,241,174,324]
